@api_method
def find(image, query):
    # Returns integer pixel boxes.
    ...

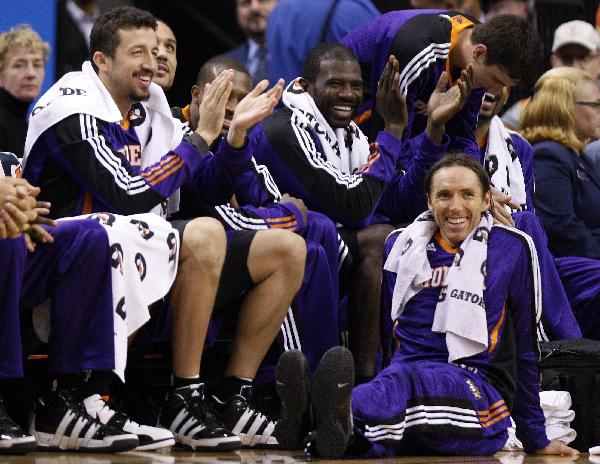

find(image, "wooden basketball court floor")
[0,450,595,464]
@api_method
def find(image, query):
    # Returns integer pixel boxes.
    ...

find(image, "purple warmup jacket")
[342,10,486,161]
[23,103,252,218]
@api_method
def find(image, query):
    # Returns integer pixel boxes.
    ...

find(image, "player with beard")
[23,6,306,451]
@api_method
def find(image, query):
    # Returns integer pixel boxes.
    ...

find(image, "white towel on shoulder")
[484,115,527,211]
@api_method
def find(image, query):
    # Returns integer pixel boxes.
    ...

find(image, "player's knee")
[180,217,226,270]
[249,229,306,280]
[278,231,307,275]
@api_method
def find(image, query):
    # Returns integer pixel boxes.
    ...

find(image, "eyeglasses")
[575,101,600,111]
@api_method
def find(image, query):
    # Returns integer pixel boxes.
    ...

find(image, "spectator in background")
[55,0,100,78]
[521,67,600,259]
[482,0,527,21]
[152,20,177,91]
[266,0,379,86]
[0,25,48,158]
[502,20,600,129]
[219,0,277,85]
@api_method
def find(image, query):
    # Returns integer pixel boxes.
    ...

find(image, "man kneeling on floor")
[275,153,579,458]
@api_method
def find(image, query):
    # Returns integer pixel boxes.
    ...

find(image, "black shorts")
[170,219,256,308]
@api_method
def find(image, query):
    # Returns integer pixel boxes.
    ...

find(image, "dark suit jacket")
[56,0,90,79]
[533,140,600,258]
[223,42,250,70]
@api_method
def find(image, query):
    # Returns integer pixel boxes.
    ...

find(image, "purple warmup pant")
[555,255,600,339]
[293,211,341,371]
[351,358,510,457]
[0,220,114,378]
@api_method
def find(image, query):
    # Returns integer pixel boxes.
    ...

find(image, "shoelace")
[187,391,224,429]
[96,400,140,430]
[59,390,100,427]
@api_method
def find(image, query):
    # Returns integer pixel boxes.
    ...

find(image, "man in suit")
[221,0,277,85]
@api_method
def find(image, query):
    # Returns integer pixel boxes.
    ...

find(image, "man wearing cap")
[502,20,600,129]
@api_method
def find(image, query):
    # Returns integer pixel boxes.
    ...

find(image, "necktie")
[253,45,269,84]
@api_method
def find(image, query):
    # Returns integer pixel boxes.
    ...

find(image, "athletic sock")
[49,373,79,392]
[80,370,114,398]
[171,374,201,390]
[214,376,252,402]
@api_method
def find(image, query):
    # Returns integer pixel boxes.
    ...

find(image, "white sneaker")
[83,394,175,451]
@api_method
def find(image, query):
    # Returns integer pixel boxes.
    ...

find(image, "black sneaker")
[157,383,241,451]
[30,389,139,452]
[212,385,278,448]
[274,350,311,450]
[83,394,175,451]
[311,346,354,458]
[0,397,36,454]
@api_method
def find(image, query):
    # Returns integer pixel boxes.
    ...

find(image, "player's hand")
[376,55,407,139]
[280,193,307,225]
[489,186,517,227]
[427,66,473,126]
[0,177,17,209]
[196,69,234,147]
[24,200,56,251]
[534,440,579,456]
[425,65,473,142]
[228,78,284,149]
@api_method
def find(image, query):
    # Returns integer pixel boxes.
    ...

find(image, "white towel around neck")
[23,61,187,217]
[384,210,495,362]
[282,78,370,174]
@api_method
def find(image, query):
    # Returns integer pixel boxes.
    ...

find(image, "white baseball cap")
[552,20,600,53]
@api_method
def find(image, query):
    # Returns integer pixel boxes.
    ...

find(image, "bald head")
[196,56,250,87]
[190,56,253,137]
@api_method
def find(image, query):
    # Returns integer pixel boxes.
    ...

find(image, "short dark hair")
[425,153,491,197]
[89,6,157,72]
[195,56,249,87]
[303,43,357,82]
[471,14,539,84]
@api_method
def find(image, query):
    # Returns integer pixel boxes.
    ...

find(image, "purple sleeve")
[509,238,550,453]
[186,136,254,206]
[378,131,449,223]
